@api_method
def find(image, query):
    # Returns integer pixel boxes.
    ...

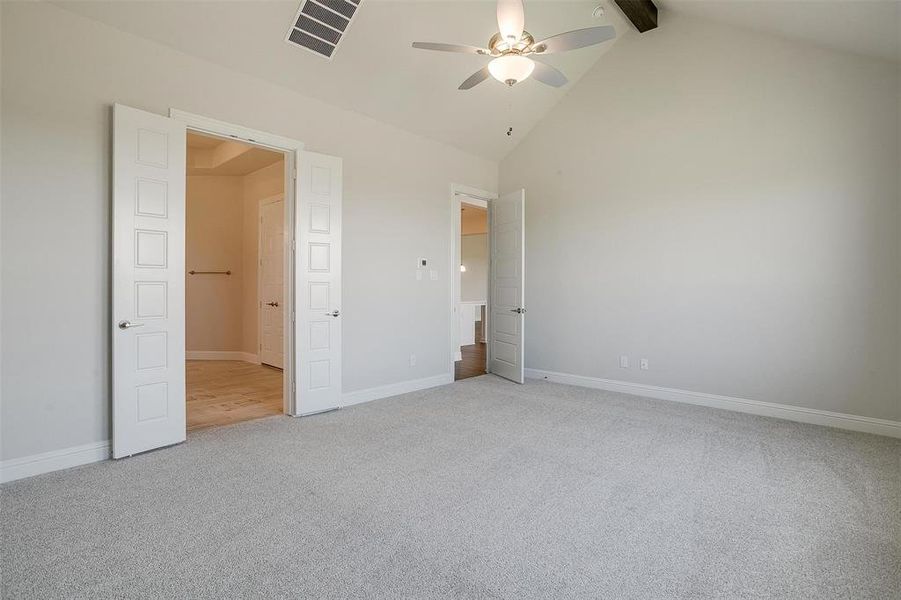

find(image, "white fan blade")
[412,42,491,55]
[531,60,568,87]
[533,26,616,54]
[459,67,491,90]
[497,0,525,43]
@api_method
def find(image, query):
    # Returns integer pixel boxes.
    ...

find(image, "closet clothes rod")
[188,270,231,275]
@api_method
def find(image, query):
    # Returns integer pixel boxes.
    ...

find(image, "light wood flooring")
[186,360,283,431]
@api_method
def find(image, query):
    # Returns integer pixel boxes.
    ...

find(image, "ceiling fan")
[412,0,616,90]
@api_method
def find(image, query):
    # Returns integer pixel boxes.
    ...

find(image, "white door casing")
[489,189,525,383]
[296,151,342,414]
[259,196,285,369]
[112,104,187,458]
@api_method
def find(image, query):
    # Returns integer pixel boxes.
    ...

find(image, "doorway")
[184,131,287,431]
[112,104,344,458]
[450,185,526,385]
[456,199,489,380]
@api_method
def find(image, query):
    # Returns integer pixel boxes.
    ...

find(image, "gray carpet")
[2,375,899,599]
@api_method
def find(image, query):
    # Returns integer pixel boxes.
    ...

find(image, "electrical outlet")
[619,355,629,369]
[640,358,649,370]
[409,354,417,367]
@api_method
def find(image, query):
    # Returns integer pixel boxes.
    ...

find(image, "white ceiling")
[661,0,900,63]
[187,132,283,175]
[57,1,899,161]
[56,0,629,161]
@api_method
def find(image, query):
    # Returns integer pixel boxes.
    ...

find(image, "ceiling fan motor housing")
[488,31,536,56]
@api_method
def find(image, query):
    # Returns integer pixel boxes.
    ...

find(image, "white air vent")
[285,0,362,59]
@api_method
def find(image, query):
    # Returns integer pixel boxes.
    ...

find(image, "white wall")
[0,2,496,461]
[461,234,488,302]
[500,14,901,421]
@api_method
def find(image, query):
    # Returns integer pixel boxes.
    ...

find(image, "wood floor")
[455,342,487,381]
[186,360,283,431]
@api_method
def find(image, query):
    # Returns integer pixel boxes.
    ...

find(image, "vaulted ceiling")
[56,0,630,161]
[57,1,899,161]
[659,0,900,63]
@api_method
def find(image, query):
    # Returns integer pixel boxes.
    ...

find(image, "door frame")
[170,109,301,416]
[258,193,286,369]
[449,183,497,377]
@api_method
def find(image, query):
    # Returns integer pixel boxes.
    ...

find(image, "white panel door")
[489,189,525,383]
[260,197,285,368]
[296,151,342,415]
[112,104,186,458]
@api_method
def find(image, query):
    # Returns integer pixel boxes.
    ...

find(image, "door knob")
[118,320,145,329]
[266,301,279,307]
[326,310,340,317]
[510,307,527,314]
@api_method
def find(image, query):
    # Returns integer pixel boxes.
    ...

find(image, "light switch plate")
[416,269,423,281]
[429,269,438,281]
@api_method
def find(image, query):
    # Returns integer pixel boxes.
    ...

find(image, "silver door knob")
[326,310,340,317]
[266,301,279,307]
[118,320,145,329]
[510,308,527,314]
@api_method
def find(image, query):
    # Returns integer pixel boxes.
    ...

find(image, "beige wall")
[0,2,496,461]
[186,176,245,352]
[500,14,901,421]
[461,205,488,235]
[186,161,283,355]
[242,160,285,356]
[461,234,488,302]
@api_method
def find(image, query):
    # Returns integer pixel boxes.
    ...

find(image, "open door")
[295,151,342,415]
[112,104,187,458]
[489,189,525,383]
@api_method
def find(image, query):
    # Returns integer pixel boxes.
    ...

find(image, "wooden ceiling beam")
[614,0,658,33]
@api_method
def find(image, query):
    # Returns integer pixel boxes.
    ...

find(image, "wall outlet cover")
[429,269,438,281]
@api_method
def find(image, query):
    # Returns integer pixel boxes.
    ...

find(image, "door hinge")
[292,311,296,323]
[291,239,296,251]
[292,380,296,393]
[293,168,298,181]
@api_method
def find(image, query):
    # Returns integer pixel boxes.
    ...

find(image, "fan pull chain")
[506,92,514,138]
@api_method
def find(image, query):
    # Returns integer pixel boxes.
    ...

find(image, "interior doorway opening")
[456,200,489,380]
[184,131,287,431]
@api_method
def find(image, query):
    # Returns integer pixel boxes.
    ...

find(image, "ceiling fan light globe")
[488,55,535,86]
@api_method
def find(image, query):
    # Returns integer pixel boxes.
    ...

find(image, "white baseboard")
[1,440,111,484]
[342,373,454,408]
[525,368,901,439]
[186,351,260,364]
